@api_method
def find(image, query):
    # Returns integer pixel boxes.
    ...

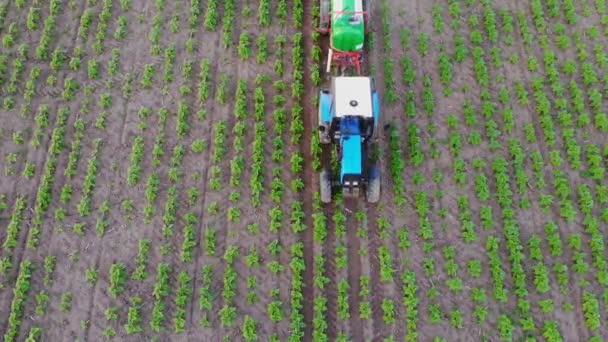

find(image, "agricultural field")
[1,0,608,341]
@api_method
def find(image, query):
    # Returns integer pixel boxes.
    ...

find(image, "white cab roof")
[333,77,372,118]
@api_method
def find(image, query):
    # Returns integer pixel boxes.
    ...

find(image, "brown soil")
[1,0,608,341]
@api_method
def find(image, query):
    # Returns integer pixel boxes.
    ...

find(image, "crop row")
[4,260,33,342]
[219,246,239,326]
[35,0,61,60]
[75,139,102,219]
[250,87,266,207]
[27,107,71,249]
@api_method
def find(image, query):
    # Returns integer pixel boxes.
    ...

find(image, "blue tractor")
[318,76,380,203]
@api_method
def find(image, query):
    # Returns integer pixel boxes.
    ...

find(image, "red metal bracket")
[331,49,363,75]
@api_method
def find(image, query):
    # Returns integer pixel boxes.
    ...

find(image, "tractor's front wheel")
[320,169,332,203]
[366,164,380,203]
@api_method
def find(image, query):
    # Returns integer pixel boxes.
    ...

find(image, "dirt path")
[300,0,316,337]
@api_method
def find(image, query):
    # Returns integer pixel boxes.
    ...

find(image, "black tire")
[319,130,331,144]
[366,164,380,203]
[320,169,332,203]
[319,0,331,32]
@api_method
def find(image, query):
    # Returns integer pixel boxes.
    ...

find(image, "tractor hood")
[340,134,362,183]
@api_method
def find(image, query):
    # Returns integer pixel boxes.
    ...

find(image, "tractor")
[318,76,380,203]
[316,0,380,203]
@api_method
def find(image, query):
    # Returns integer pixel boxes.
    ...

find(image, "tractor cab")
[318,77,378,143]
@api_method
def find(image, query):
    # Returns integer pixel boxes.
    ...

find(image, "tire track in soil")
[344,199,363,341]
[187,25,224,335]
[507,1,588,340]
[300,0,315,338]
[192,5,244,334]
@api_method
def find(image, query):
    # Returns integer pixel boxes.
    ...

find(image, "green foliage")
[497,315,513,340]
[382,298,396,325]
[174,271,192,332]
[242,315,258,341]
[108,263,127,298]
[437,51,452,85]
[105,48,121,76]
[131,240,151,280]
[26,7,40,31]
[542,320,562,342]
[450,309,464,329]
[163,44,176,83]
[237,32,251,59]
[87,58,99,79]
[379,246,393,282]
[267,301,284,322]
[75,139,102,217]
[125,297,143,334]
[24,326,41,342]
[417,32,429,56]
[220,0,236,48]
[203,0,218,30]
[114,15,128,40]
[314,296,329,339]
[126,136,144,186]
[140,63,156,88]
[86,266,99,284]
[59,292,72,312]
[3,260,33,342]
[198,264,214,314]
[3,195,26,251]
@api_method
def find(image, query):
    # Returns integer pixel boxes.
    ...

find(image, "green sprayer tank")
[330,0,365,52]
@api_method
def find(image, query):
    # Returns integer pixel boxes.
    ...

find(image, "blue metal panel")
[340,134,362,183]
[372,90,380,124]
[319,90,333,124]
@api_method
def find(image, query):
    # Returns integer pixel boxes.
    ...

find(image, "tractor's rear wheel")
[319,0,330,33]
[366,164,380,203]
[320,169,332,203]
